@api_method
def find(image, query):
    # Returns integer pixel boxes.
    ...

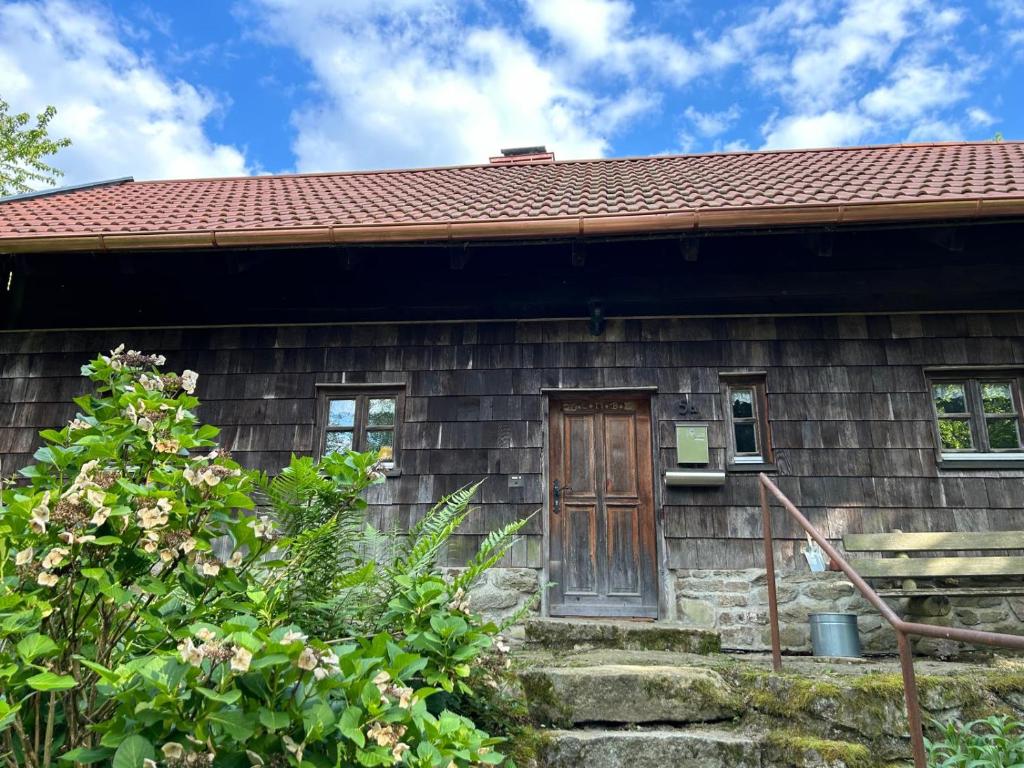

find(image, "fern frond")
[453,517,530,591]
[391,484,479,578]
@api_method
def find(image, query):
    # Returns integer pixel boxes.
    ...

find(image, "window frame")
[927,373,1024,466]
[315,384,406,473]
[720,373,774,470]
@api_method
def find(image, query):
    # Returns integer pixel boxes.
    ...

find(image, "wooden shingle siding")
[3,310,1024,569]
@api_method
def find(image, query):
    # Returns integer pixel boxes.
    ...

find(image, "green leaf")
[74,657,119,684]
[197,424,220,440]
[258,707,290,732]
[338,706,365,748]
[27,672,77,691]
[207,709,255,741]
[136,578,168,596]
[224,491,255,510]
[303,702,335,740]
[111,735,155,768]
[223,614,260,632]
[228,630,263,653]
[59,746,114,764]
[91,536,123,546]
[197,687,241,705]
[80,567,110,582]
[17,632,58,662]
[249,653,289,670]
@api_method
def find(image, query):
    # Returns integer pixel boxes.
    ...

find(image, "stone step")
[524,617,721,654]
[537,726,762,768]
[537,727,884,768]
[520,664,739,726]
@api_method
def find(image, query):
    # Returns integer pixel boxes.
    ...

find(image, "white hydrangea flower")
[281,630,307,644]
[90,506,111,527]
[181,370,199,394]
[161,742,184,760]
[178,638,204,667]
[41,548,69,570]
[230,646,253,673]
[137,506,169,530]
[30,502,50,534]
[15,546,33,566]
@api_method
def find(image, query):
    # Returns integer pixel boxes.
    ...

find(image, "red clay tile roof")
[2,141,1024,252]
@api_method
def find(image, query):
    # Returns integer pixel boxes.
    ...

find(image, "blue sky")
[0,0,1022,184]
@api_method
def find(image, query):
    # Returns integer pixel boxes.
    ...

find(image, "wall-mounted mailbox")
[676,423,710,465]
[665,470,726,487]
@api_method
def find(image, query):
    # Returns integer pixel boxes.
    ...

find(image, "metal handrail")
[758,472,1024,768]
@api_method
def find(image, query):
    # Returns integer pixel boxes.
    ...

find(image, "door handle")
[553,479,573,513]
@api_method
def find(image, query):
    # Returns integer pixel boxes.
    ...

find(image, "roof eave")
[2,197,1022,254]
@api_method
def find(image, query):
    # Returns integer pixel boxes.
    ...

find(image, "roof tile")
[1,142,1023,244]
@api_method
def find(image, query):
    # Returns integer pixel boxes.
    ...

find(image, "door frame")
[540,386,666,619]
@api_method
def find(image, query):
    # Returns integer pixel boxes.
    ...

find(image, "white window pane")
[368,398,396,427]
[982,383,1014,415]
[325,431,353,454]
[731,389,754,419]
[329,399,356,427]
[932,384,967,415]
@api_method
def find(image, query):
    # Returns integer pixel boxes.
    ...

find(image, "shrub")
[267,456,534,754]
[926,715,1024,767]
[0,348,508,768]
[92,620,503,768]
[0,347,269,765]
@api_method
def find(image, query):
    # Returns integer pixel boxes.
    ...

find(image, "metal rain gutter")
[2,196,1024,253]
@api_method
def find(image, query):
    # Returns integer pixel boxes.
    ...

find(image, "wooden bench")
[843,531,1024,598]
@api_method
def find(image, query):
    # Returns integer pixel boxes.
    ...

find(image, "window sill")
[938,453,1024,470]
[727,462,777,473]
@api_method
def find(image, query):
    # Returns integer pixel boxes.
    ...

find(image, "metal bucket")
[809,613,862,658]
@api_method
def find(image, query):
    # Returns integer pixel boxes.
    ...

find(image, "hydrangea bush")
[0,348,506,768]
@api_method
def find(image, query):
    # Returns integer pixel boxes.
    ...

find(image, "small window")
[721,374,772,467]
[929,374,1024,461]
[316,386,404,469]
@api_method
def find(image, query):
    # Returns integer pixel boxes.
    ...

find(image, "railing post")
[759,477,783,672]
[896,630,928,768]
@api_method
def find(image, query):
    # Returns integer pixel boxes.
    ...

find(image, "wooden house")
[3,142,1024,641]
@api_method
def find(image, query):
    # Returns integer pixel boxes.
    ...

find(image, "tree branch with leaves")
[0,99,71,197]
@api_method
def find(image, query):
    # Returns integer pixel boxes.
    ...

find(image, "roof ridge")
[115,140,1022,187]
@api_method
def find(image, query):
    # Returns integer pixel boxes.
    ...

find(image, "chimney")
[489,146,555,165]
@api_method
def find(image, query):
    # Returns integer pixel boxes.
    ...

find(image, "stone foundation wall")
[674,568,1024,658]
[444,567,541,636]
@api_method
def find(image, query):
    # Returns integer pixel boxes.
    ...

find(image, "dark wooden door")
[548,395,658,618]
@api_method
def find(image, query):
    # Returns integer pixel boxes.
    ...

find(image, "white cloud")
[968,107,997,126]
[860,60,973,120]
[0,0,248,185]
[992,0,1024,44]
[684,104,741,137]
[780,0,926,109]
[905,119,963,142]
[744,0,988,149]
[762,109,875,149]
[524,0,700,84]
[250,0,664,170]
